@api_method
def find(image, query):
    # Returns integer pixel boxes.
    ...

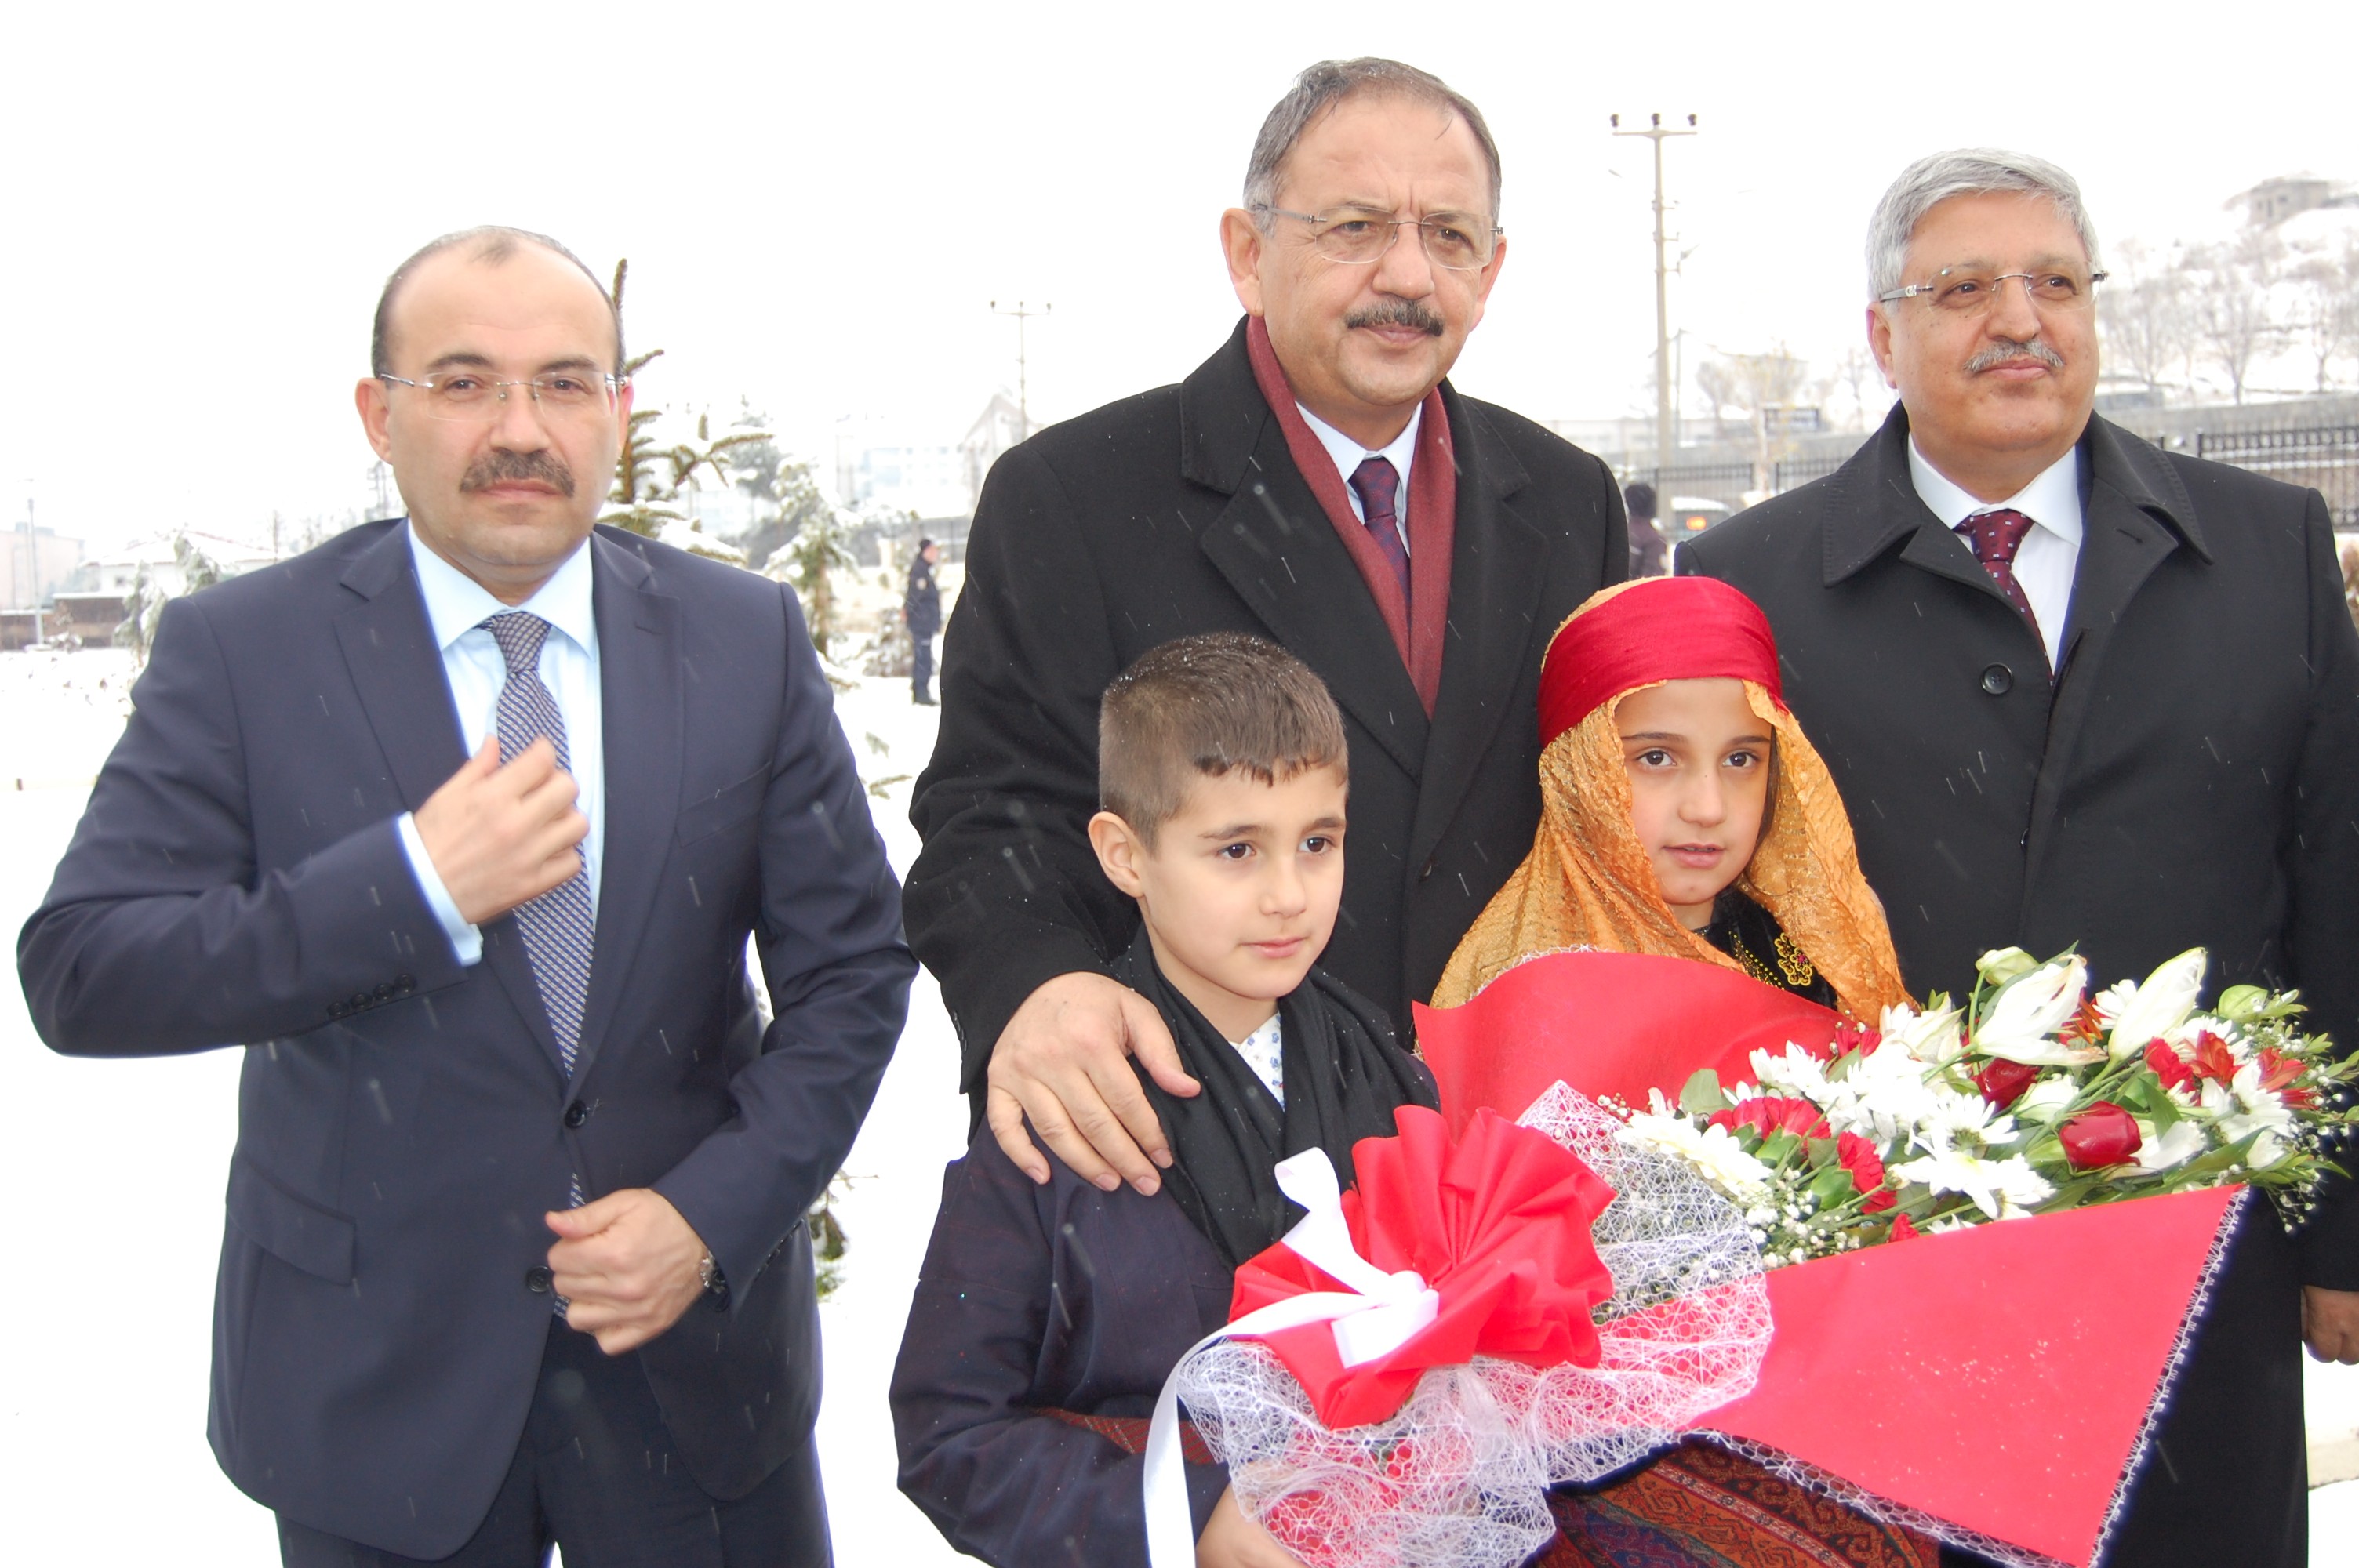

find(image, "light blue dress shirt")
[393,524,605,967]
[1299,402,1422,555]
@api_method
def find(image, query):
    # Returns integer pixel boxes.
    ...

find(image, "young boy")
[892,633,1438,1568]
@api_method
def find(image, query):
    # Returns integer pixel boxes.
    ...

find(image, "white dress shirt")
[393,524,605,966]
[1906,439,2083,670]
[1230,1012,1287,1108]
[1299,403,1422,556]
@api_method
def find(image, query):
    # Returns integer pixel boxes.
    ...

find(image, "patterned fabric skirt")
[1538,1440,1939,1568]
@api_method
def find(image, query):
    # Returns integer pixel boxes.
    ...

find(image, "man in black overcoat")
[904,57,1623,1194]
[1681,149,2359,1568]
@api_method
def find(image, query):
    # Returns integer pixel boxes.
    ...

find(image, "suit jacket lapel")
[332,524,565,1073]
[566,530,683,1091]
[1405,389,1546,875]
[1185,328,1430,779]
[2023,419,2203,889]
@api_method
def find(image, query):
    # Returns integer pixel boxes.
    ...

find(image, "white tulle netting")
[1172,1083,1773,1568]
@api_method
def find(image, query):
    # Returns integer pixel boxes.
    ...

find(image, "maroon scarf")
[1245,316,1456,715]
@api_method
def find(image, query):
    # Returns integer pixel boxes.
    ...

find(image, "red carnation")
[2059,1102,2143,1170]
[2190,1031,2239,1087]
[1888,1213,1920,1243]
[1830,1019,1881,1059]
[1709,1096,1829,1139]
[1975,1058,2039,1109]
[2143,1039,2194,1093]
[1837,1131,1896,1212]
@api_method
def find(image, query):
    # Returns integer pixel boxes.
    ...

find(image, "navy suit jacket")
[20,520,914,1556]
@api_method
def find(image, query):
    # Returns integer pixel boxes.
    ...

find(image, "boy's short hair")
[1099,633,1348,844]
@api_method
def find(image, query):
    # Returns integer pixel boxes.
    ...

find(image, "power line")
[988,299,1052,438]
[1612,112,1699,476]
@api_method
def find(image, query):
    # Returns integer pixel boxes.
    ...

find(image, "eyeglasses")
[1877,268,2107,313]
[1256,205,1501,271]
[377,370,626,423]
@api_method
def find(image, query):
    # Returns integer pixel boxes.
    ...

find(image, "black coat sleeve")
[891,1134,1229,1566]
[903,444,1142,1089]
[2287,490,2359,1289]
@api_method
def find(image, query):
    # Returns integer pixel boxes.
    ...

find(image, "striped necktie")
[480,612,594,1076]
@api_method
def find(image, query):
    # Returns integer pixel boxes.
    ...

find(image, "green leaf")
[1678,1069,1730,1116]
[1810,1166,1859,1208]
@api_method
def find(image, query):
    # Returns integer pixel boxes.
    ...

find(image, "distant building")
[86,530,278,597]
[0,524,85,609]
[847,444,969,520]
[2234,175,2356,228]
[959,392,1028,511]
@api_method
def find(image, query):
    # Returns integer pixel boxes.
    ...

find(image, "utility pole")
[988,299,1050,437]
[1612,113,1698,479]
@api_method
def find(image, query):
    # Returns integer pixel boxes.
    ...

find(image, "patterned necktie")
[480,612,594,1076]
[1956,508,2041,638]
[1347,456,1411,604]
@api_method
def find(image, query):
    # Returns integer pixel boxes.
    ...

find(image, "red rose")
[1888,1213,1920,1243]
[1975,1058,2039,1109]
[2190,1031,2238,1087]
[2143,1039,2194,1093]
[2059,1102,2143,1170]
[1836,1131,1896,1212]
[1708,1096,1829,1139]
[1830,1019,1881,1059]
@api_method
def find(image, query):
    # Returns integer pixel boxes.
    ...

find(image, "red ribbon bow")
[1228,1105,1618,1430]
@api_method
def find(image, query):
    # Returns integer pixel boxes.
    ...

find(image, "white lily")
[1881,1001,1965,1064]
[2014,1077,2081,1123]
[2106,948,2209,1060]
[1973,956,2099,1065]
[2133,1120,2208,1174]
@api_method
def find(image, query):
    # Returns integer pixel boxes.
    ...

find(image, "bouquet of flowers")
[1618,946,2358,1267]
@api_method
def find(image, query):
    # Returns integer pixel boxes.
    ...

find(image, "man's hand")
[1197,1486,1309,1567]
[547,1189,710,1356]
[987,971,1198,1195]
[413,735,588,925]
[2305,1285,2359,1363]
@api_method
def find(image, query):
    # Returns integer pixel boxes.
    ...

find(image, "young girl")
[1434,574,1907,1018]
[1434,575,1930,1568]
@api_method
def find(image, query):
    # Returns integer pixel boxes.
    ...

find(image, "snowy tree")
[781,506,858,657]
[2098,240,2194,396]
[2185,234,2283,405]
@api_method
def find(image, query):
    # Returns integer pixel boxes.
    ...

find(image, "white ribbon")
[1143,1149,1441,1567]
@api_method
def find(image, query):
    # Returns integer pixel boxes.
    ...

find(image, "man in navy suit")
[19,227,914,1566]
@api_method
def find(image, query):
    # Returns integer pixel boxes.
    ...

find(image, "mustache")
[1967,337,2066,374]
[1345,299,1445,337]
[460,448,576,497]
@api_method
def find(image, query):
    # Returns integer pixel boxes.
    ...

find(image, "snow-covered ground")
[0,645,2354,1564]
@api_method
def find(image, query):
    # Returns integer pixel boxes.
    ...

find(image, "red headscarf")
[1538,576,1783,750]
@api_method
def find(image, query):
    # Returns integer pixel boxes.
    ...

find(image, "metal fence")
[1620,418,2359,530]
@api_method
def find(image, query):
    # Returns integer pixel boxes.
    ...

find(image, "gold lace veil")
[1432,581,1909,1018]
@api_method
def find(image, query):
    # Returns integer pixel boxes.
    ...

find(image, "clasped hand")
[547,1189,711,1355]
[413,735,589,925]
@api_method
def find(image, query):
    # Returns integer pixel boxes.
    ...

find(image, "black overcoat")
[906,319,1624,1076]
[1684,406,2359,1566]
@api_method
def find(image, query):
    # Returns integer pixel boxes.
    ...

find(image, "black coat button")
[525,1265,553,1294]
[1979,663,2014,695]
[563,1100,590,1129]
[371,982,394,1003]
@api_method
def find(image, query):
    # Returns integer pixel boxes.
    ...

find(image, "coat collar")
[1180,318,1547,863]
[1821,403,2207,587]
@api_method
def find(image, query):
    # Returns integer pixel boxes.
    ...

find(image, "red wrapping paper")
[1229,1106,1618,1430]
[1412,950,2247,1568]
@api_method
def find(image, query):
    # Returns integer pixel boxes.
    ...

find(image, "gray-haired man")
[905,57,1624,1194]
[1683,148,2359,1568]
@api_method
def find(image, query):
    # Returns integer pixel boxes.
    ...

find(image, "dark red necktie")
[1348,456,1411,604]
[1956,508,2040,638]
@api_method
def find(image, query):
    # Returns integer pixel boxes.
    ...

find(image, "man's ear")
[355,376,395,460]
[1866,304,1899,388]
[1219,209,1267,318]
[1088,810,1150,897]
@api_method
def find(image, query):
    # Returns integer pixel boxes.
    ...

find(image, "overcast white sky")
[3,1,2349,551]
